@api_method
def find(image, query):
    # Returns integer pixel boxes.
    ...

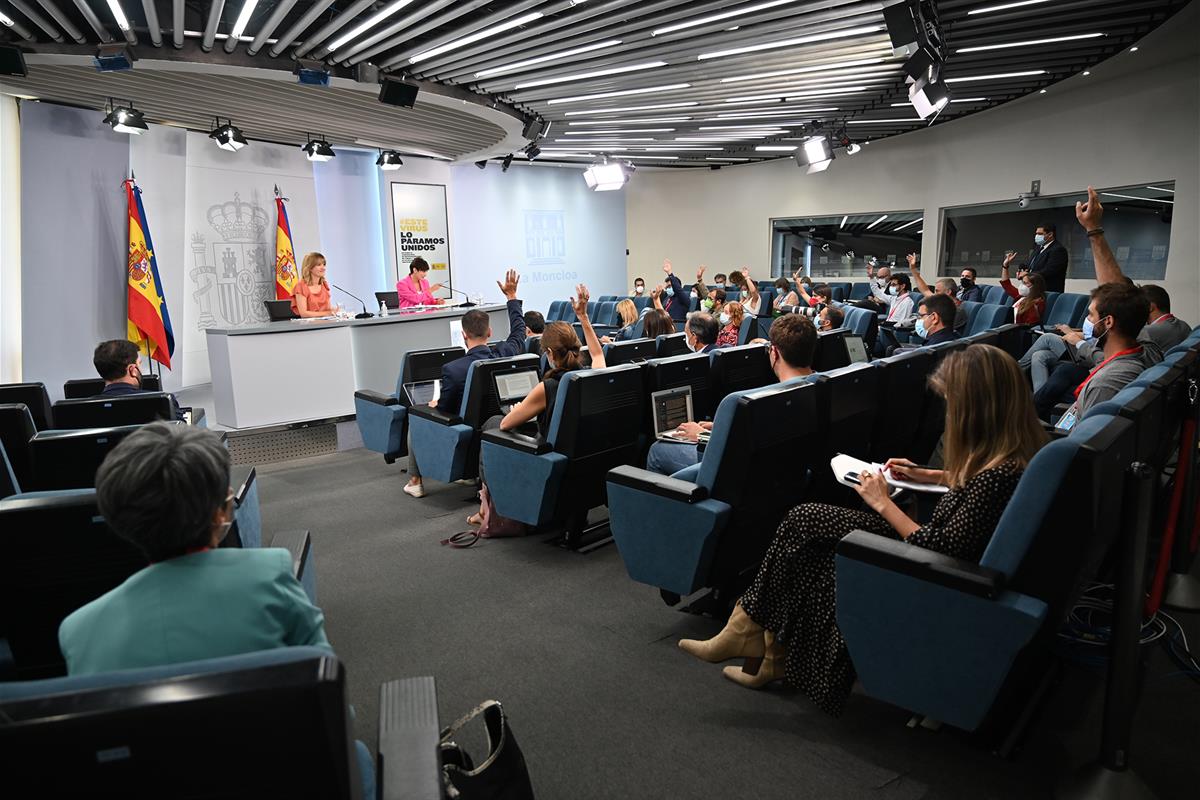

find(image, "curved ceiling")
[0,0,1190,166]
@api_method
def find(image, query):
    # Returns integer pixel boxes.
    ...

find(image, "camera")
[1017,190,1039,208]
[1018,197,1028,208]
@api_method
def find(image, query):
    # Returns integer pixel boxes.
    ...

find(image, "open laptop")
[264,299,297,321]
[494,370,539,414]
[651,386,695,442]
[845,334,870,364]
[403,380,440,407]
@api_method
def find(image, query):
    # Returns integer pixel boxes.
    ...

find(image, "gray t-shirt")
[1144,314,1192,354]
[1069,345,1160,420]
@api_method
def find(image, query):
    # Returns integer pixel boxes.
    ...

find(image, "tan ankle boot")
[678,603,765,663]
[722,631,786,690]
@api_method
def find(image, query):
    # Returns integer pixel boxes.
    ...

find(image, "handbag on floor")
[440,700,536,800]
[478,484,526,538]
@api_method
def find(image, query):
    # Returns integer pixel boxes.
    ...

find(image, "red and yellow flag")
[275,191,298,300]
[125,179,174,369]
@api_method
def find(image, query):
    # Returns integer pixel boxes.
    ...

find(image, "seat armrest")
[408,405,463,426]
[230,464,256,506]
[188,407,207,426]
[607,464,709,503]
[836,529,1004,599]
[482,428,552,454]
[355,389,399,406]
[270,529,311,580]
[378,676,442,800]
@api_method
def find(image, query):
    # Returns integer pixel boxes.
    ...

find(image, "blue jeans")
[646,440,700,476]
[1020,333,1071,391]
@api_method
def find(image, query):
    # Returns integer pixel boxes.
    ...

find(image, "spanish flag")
[275,189,298,299]
[125,179,174,369]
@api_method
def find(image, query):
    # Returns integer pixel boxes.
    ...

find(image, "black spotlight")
[376,150,403,171]
[524,143,541,161]
[501,153,514,172]
[301,136,336,161]
[475,160,488,170]
[103,99,148,134]
[209,117,248,151]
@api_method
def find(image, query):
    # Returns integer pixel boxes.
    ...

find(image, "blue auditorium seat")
[632,296,652,312]
[1042,291,1061,321]
[981,284,1010,306]
[837,412,1135,731]
[842,306,875,339]
[1041,293,1088,330]
[597,295,619,303]
[867,348,938,463]
[0,383,54,431]
[828,282,852,302]
[50,394,175,429]
[354,346,464,465]
[709,343,774,400]
[481,364,644,545]
[0,403,36,492]
[525,335,542,355]
[603,338,656,366]
[546,300,566,321]
[656,332,689,358]
[607,378,821,600]
[959,300,983,332]
[593,300,618,327]
[849,282,871,301]
[967,304,1012,336]
[407,354,541,484]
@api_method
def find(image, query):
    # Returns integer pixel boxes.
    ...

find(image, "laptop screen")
[845,335,869,364]
[494,370,539,405]
[651,386,694,437]
[404,380,440,406]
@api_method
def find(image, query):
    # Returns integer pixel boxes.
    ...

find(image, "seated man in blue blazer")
[92,339,186,421]
[59,422,331,675]
[404,269,526,498]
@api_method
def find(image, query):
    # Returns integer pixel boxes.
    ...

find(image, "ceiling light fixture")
[909,72,950,119]
[794,136,833,173]
[501,153,515,172]
[548,83,692,105]
[514,61,668,90]
[719,57,888,83]
[840,215,848,228]
[698,125,791,131]
[891,98,986,105]
[845,142,862,155]
[229,0,259,39]
[723,86,868,104]
[208,118,248,151]
[624,155,680,160]
[967,0,1052,14]
[376,150,404,170]
[957,33,1104,53]
[1146,186,1175,193]
[410,12,545,63]
[846,118,923,124]
[0,12,14,26]
[475,39,623,77]
[867,214,889,229]
[105,0,132,31]
[698,24,883,60]
[714,108,839,119]
[1100,192,1173,205]
[583,156,634,191]
[301,136,335,162]
[893,218,921,230]
[102,99,148,134]
[653,0,800,36]
[564,102,699,116]
[555,137,657,142]
[569,117,692,126]
[328,0,417,51]
[756,145,798,151]
[564,129,676,134]
[525,142,542,161]
[945,69,1046,83]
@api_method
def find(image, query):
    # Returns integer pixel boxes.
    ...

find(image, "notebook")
[494,370,539,414]
[651,386,695,442]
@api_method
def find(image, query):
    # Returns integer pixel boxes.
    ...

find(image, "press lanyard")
[1074,347,1143,399]
[1151,313,1175,325]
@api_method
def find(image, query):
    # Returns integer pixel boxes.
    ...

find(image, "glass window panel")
[769,211,923,279]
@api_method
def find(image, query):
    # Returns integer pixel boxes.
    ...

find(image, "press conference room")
[1,0,1199,797]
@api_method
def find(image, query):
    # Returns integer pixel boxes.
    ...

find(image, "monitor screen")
[494,370,539,404]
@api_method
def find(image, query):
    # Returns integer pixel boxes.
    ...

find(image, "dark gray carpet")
[257,449,1200,799]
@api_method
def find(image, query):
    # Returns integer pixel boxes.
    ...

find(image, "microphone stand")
[331,283,374,319]
[447,286,477,307]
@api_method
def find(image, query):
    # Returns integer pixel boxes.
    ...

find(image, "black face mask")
[960,278,974,289]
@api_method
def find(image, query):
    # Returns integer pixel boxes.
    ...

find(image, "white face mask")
[1035,234,1046,247]
[634,285,644,294]
[888,286,900,296]
[1018,283,1031,297]
[719,312,731,326]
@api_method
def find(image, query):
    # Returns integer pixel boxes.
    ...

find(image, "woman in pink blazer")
[395,257,445,307]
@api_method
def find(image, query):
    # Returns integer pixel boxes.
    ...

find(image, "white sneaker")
[403,482,426,499]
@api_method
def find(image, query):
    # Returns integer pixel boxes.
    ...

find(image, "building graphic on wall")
[525,210,566,265]
[189,193,276,329]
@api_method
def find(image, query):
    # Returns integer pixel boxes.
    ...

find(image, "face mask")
[719,313,731,326]
[960,278,974,289]
[635,285,644,294]
[664,287,674,298]
[1081,317,1095,339]
[915,318,928,339]
[1018,283,1031,297]
[685,335,697,352]
[715,281,725,288]
[888,286,900,296]
[1035,234,1046,247]
[702,298,714,311]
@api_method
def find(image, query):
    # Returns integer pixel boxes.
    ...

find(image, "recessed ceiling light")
[698,125,791,131]
[756,145,798,151]
[564,102,699,116]
[410,11,544,63]
[719,57,890,83]
[1130,46,1139,52]
[653,0,801,36]
[1039,89,1047,93]
[698,25,884,60]
[967,0,1053,15]
[514,61,668,90]
[549,84,692,105]
[474,39,622,77]
[945,70,1046,83]
[1082,70,1092,76]
[958,33,1104,53]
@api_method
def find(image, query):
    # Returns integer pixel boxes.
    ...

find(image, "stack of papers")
[830,453,949,495]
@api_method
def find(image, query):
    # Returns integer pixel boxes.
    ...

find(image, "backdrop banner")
[390,182,451,296]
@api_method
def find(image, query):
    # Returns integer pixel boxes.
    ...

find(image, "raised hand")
[696,265,706,281]
[906,253,919,271]
[495,269,520,300]
[662,258,673,275]
[1002,252,1017,269]
[651,284,663,299]
[1076,185,1104,230]
[572,283,591,319]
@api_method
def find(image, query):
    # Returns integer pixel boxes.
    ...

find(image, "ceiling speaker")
[379,78,419,108]
[0,46,27,78]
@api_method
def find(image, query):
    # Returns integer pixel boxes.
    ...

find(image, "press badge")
[1056,409,1078,431]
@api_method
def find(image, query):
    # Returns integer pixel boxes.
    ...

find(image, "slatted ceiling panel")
[0,0,1187,165]
[4,64,506,157]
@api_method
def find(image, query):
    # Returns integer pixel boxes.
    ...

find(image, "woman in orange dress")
[291,252,339,318]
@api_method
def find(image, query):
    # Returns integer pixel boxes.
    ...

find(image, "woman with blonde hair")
[716,301,744,348]
[601,299,640,344]
[290,252,339,318]
[678,345,1047,713]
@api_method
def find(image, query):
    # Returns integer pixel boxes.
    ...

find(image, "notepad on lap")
[830,453,949,495]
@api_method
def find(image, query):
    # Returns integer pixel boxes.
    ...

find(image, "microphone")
[446,286,477,307]
[330,283,374,319]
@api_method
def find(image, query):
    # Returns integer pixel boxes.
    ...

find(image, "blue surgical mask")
[664,287,674,297]
[715,281,725,288]
[1082,317,1095,339]
[915,318,928,339]
[1035,234,1046,246]
[719,312,731,326]
[888,286,900,296]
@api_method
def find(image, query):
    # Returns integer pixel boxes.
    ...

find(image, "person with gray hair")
[58,422,331,676]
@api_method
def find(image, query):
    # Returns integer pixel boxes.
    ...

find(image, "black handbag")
[440,700,536,800]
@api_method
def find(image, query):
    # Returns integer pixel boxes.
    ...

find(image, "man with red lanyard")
[1142,285,1192,352]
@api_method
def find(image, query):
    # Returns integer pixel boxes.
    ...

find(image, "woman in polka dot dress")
[679,344,1047,714]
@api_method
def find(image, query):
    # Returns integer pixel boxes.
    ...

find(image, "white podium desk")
[205,304,511,429]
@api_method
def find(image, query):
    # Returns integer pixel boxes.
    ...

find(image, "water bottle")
[379,300,388,317]
[473,292,483,307]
